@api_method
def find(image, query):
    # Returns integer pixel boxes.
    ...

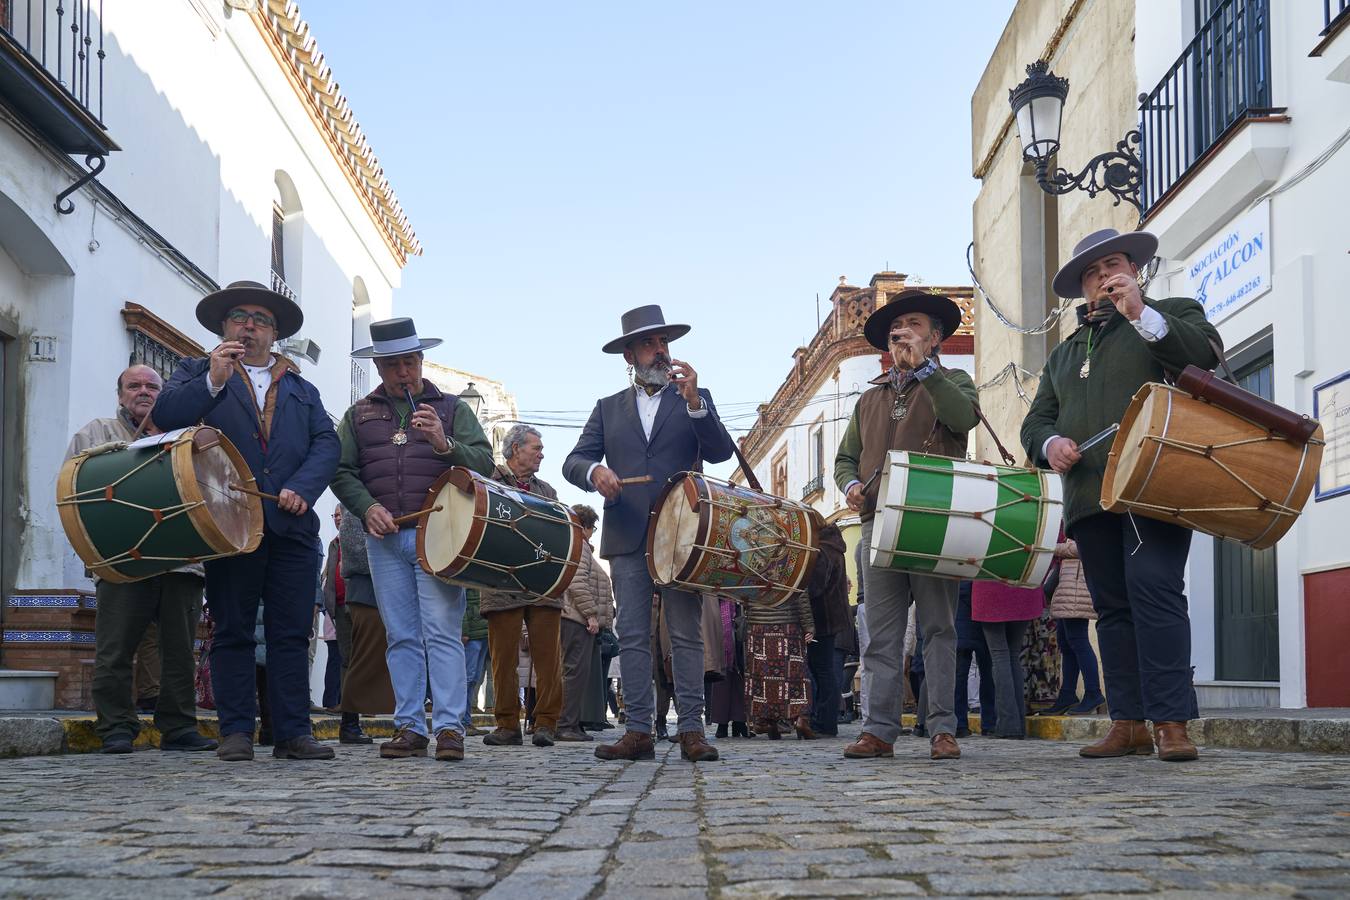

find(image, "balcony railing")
[351,359,369,405]
[1,0,106,125]
[800,473,824,501]
[270,269,299,304]
[1325,0,1350,35]
[1139,0,1272,212]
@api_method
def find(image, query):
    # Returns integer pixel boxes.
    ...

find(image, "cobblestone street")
[2,725,1349,898]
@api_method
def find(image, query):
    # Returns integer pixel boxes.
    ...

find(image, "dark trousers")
[832,647,850,720]
[334,605,359,730]
[92,573,204,742]
[982,620,1030,737]
[806,633,837,735]
[1054,617,1102,704]
[322,639,342,708]
[1072,512,1198,723]
[955,644,995,734]
[204,529,319,743]
[559,618,594,732]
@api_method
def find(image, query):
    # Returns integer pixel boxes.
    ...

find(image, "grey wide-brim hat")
[1052,228,1159,299]
[196,280,304,340]
[351,317,443,358]
[862,289,964,351]
[602,304,690,354]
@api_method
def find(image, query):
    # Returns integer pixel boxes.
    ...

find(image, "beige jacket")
[1050,540,1096,620]
[66,407,205,580]
[562,542,613,628]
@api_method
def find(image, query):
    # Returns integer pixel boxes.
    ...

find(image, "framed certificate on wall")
[1313,371,1350,501]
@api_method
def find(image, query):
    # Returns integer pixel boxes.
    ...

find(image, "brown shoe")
[435,730,465,761]
[843,732,894,759]
[794,716,817,740]
[1079,719,1155,758]
[216,732,254,762]
[1153,721,1199,762]
[678,730,720,762]
[482,727,523,746]
[380,726,429,759]
[930,732,961,760]
[594,729,656,761]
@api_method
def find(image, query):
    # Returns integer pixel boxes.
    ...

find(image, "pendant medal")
[392,430,409,446]
[891,399,908,420]
[1079,359,1090,379]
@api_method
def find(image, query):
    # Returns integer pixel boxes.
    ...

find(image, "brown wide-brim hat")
[863,289,963,351]
[195,280,304,340]
[1052,228,1158,299]
[602,304,691,354]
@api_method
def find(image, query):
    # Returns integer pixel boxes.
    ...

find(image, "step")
[0,669,58,710]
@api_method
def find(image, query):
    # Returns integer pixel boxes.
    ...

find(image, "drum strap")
[732,442,764,493]
[918,403,1017,467]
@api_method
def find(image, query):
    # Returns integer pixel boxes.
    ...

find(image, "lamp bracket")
[1032,130,1144,216]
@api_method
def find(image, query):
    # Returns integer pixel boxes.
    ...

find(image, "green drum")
[417,467,583,599]
[57,426,264,583]
[870,451,1062,587]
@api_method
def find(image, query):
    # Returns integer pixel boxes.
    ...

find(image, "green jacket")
[1020,297,1220,529]
[462,589,489,641]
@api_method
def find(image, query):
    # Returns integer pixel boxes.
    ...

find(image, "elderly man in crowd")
[1022,228,1219,762]
[480,425,567,748]
[66,364,215,755]
[155,281,339,762]
[564,305,735,763]
[834,289,979,762]
[331,317,494,762]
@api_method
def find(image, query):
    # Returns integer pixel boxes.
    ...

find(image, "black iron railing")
[800,473,824,500]
[270,269,299,304]
[1325,0,1350,35]
[1,0,105,123]
[351,359,369,405]
[1139,0,1272,211]
[130,330,184,382]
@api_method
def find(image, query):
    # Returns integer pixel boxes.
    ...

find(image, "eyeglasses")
[226,309,277,329]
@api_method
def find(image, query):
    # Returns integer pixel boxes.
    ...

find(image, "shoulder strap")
[973,404,1017,466]
[732,441,763,493]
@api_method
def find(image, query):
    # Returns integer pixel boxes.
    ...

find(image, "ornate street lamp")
[1008,60,1144,216]
[459,381,485,419]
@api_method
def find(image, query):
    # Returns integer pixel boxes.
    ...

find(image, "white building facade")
[0,0,418,704]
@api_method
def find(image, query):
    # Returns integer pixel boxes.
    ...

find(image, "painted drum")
[417,467,583,600]
[647,472,823,609]
[57,426,264,583]
[870,451,1062,587]
[1101,382,1324,549]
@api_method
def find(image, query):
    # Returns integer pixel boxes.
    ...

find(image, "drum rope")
[872,545,1046,584]
[1143,435,1303,515]
[56,441,183,507]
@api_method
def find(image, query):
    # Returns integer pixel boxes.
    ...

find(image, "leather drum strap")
[732,442,764,493]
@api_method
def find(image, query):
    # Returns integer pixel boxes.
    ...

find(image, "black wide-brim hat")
[196,280,304,340]
[602,304,691,354]
[863,289,963,351]
[351,317,444,358]
[1052,228,1159,299]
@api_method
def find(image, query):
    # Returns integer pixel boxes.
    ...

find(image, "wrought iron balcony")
[270,268,299,304]
[1326,0,1350,35]
[800,473,824,501]
[350,358,369,405]
[0,0,116,155]
[1138,0,1272,212]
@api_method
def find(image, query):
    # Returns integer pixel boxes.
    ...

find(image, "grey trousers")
[558,618,593,732]
[610,551,705,735]
[860,520,958,742]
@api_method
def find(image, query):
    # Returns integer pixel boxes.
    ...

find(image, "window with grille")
[121,303,205,382]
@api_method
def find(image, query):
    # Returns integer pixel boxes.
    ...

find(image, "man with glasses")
[833,290,978,762]
[155,280,340,762]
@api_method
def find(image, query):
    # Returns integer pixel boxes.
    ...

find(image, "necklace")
[391,398,412,445]
[1079,329,1095,379]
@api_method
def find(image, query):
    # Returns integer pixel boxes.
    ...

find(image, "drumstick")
[389,505,442,526]
[619,475,654,485]
[230,482,279,502]
[1077,423,1120,454]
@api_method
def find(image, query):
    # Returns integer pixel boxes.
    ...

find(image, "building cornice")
[252,1,423,267]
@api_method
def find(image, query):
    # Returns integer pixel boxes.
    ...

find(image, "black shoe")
[101,734,134,754]
[912,726,927,739]
[715,723,728,738]
[161,731,218,752]
[216,732,254,762]
[338,728,373,745]
[533,727,556,747]
[731,721,753,739]
[1038,698,1077,716]
[272,735,335,760]
[555,728,594,742]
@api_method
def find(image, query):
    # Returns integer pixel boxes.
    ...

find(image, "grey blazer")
[563,385,735,559]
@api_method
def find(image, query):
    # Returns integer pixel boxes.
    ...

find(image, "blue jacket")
[154,357,340,544]
[563,384,734,559]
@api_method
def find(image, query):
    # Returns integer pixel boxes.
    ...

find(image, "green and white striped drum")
[870,451,1062,587]
[417,467,583,600]
[57,426,264,584]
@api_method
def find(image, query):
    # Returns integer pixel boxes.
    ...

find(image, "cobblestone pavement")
[2,724,1349,898]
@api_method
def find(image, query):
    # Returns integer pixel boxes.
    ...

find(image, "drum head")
[1101,384,1165,510]
[186,433,263,554]
[649,475,701,584]
[870,450,910,569]
[419,469,477,576]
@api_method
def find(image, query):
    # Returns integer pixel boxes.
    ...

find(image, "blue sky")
[303,2,1016,508]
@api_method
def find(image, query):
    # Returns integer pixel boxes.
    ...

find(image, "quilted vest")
[354,382,459,524]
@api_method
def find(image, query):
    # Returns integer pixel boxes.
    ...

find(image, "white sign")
[1184,201,1271,323]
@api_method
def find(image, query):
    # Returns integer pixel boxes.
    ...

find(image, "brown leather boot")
[678,730,720,762]
[435,730,465,761]
[929,732,961,760]
[843,732,894,759]
[1079,720,1154,758]
[594,729,656,761]
[794,716,817,740]
[1153,721,1199,762]
[380,726,429,759]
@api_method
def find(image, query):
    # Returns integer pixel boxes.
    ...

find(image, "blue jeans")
[365,530,466,737]
[1054,618,1101,704]
[462,638,489,731]
[982,620,1030,737]
[610,551,706,735]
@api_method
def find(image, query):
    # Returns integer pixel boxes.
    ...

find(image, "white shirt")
[206,358,275,410]
[586,384,708,486]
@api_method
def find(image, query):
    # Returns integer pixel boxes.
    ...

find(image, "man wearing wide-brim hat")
[154,280,340,762]
[1020,228,1220,762]
[833,289,979,762]
[562,305,735,763]
[329,317,494,763]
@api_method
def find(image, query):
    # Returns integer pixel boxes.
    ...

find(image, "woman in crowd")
[708,597,751,739]
[971,581,1042,739]
[1044,536,1106,715]
[743,583,815,739]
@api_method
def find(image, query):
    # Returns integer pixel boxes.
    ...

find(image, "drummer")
[154,281,339,763]
[562,305,735,763]
[329,317,494,763]
[1021,228,1219,762]
[834,289,978,762]
[66,364,215,755]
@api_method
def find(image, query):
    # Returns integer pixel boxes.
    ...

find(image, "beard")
[633,354,671,388]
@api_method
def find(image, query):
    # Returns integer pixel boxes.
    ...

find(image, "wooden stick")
[230,482,280,502]
[619,475,654,485]
[390,505,442,526]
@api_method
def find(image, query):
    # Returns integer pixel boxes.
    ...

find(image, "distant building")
[421,361,520,465]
